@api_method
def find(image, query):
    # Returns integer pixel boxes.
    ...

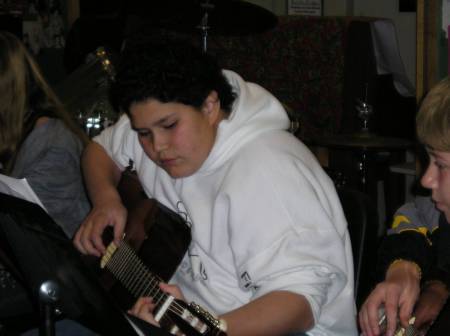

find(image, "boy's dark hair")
[110,36,236,115]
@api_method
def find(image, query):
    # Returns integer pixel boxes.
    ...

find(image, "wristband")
[388,259,422,280]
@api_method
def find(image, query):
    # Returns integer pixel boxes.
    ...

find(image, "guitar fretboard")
[102,241,166,306]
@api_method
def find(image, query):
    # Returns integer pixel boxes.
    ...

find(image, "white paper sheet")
[0,174,47,212]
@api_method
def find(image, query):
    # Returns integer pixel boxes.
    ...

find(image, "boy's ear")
[202,91,221,120]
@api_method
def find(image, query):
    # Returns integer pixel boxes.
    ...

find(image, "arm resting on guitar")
[130,286,313,336]
[220,290,313,336]
[74,142,127,257]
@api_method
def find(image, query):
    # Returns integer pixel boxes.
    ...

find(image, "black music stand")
[0,192,169,336]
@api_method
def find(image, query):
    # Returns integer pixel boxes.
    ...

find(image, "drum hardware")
[122,0,277,53]
[39,280,61,336]
[197,0,214,52]
[356,98,373,133]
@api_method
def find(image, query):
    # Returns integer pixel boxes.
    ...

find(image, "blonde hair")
[416,77,450,151]
[0,31,88,170]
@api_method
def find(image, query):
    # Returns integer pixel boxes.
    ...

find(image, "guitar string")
[107,247,127,285]
[106,251,166,308]
[106,241,187,316]
[107,244,146,296]
[109,242,131,285]
[134,255,151,295]
[120,243,164,303]
[106,244,160,300]
[112,244,139,296]
[106,245,186,317]
[127,242,159,297]
[119,243,186,315]
[114,247,132,283]
[124,244,144,294]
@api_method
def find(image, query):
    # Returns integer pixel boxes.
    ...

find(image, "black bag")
[0,192,162,335]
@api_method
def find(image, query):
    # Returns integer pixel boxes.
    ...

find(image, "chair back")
[337,187,379,308]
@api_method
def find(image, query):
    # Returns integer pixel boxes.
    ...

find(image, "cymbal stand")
[197,1,214,53]
[39,280,61,336]
[356,99,373,133]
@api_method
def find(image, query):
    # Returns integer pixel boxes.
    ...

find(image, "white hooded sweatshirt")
[95,70,357,336]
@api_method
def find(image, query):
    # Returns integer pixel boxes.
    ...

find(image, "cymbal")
[313,131,414,150]
[124,0,278,35]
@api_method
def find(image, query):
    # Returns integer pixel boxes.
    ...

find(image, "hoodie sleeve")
[223,135,353,325]
[93,114,140,171]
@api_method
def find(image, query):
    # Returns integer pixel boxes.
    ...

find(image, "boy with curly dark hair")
[74,37,357,336]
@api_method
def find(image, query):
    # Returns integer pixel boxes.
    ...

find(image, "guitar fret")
[141,281,152,297]
[142,273,158,298]
[116,253,133,287]
[120,241,137,297]
[109,244,137,294]
[134,257,151,297]
[120,244,162,299]
[128,248,150,297]
[147,272,161,299]
[111,243,131,284]
[107,250,124,282]
[122,244,141,295]
[106,256,126,287]
[107,241,165,302]
[148,272,165,307]
[143,276,164,306]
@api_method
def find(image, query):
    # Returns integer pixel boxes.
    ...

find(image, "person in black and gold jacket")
[359,78,450,336]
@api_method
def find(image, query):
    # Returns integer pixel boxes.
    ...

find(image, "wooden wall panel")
[416,0,440,101]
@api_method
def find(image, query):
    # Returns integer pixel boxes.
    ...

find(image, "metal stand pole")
[197,0,214,53]
[39,280,60,336]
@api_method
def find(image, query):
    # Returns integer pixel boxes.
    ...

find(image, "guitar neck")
[102,240,167,303]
